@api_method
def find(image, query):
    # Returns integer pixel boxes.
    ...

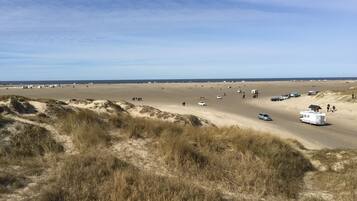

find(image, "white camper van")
[299,111,326,125]
[251,89,258,94]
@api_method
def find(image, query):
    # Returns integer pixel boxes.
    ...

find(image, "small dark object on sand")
[332,105,336,112]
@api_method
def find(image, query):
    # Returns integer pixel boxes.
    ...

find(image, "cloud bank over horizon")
[1,0,357,80]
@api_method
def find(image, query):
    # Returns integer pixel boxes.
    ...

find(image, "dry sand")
[1,80,356,149]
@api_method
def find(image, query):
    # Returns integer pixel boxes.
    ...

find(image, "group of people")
[132,97,143,101]
[327,104,337,112]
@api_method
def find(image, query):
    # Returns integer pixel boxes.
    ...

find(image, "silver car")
[258,113,272,121]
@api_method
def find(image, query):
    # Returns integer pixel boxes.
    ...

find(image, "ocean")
[1,77,357,85]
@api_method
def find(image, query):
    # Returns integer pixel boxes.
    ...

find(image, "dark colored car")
[271,96,281,101]
[258,113,273,121]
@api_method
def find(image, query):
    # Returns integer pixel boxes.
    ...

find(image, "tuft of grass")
[9,96,37,114]
[0,171,28,194]
[0,115,12,128]
[58,109,110,150]
[39,152,225,201]
[0,124,63,158]
[186,115,203,127]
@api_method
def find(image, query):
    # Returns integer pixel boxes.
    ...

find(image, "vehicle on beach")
[271,96,282,101]
[300,105,326,125]
[308,90,319,96]
[198,101,207,106]
[258,113,272,121]
[237,89,242,93]
[280,94,290,100]
[251,89,258,94]
[290,92,301,97]
[299,111,326,125]
[216,96,223,99]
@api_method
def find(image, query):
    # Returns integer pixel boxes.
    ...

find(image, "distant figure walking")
[332,105,336,112]
[327,104,330,112]
[242,92,246,99]
[182,102,186,106]
[352,93,355,100]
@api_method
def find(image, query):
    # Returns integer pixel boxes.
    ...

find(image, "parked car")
[271,96,282,101]
[308,90,319,96]
[217,96,223,99]
[280,95,290,100]
[258,113,272,121]
[198,101,207,106]
[290,92,301,97]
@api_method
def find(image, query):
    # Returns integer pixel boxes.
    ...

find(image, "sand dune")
[1,80,357,149]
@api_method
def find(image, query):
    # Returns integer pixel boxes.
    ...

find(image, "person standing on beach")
[327,104,330,112]
[352,94,355,100]
[332,105,336,112]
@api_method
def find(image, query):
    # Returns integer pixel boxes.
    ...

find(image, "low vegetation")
[40,152,224,201]
[57,109,110,150]
[0,118,63,198]
[0,96,355,201]
[108,114,312,198]
[0,172,28,194]
[0,124,63,158]
[8,96,37,114]
[308,150,357,201]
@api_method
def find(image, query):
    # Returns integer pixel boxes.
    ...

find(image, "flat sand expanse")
[1,80,356,149]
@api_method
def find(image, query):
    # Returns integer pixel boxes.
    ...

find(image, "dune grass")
[58,109,110,150]
[0,171,28,194]
[107,114,312,198]
[0,115,12,127]
[39,152,225,201]
[156,127,312,198]
[0,122,61,197]
[9,102,312,201]
[0,124,63,158]
[310,150,357,201]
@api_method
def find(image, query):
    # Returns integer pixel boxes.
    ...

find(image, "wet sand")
[1,80,356,149]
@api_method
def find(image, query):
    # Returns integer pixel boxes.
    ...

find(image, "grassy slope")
[1,96,356,201]
[48,109,313,200]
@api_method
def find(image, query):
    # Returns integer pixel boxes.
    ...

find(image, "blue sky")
[1,0,357,80]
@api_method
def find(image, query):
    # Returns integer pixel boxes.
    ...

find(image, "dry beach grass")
[0,95,356,201]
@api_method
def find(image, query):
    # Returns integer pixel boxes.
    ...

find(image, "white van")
[251,89,258,94]
[299,111,326,125]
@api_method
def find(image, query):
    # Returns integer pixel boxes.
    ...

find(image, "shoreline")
[1,77,357,86]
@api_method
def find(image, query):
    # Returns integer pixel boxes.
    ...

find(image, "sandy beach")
[1,80,356,149]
